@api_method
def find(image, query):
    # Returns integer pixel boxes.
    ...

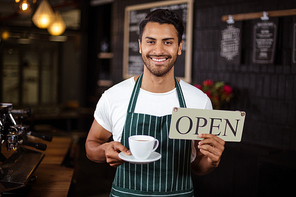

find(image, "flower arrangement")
[195,79,233,109]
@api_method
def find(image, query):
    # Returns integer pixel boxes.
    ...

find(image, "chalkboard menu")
[219,23,242,65]
[253,21,277,64]
[123,0,194,83]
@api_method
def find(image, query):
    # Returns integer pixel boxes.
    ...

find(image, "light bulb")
[1,31,10,40]
[48,11,66,36]
[20,0,30,11]
[39,14,51,27]
[32,0,54,29]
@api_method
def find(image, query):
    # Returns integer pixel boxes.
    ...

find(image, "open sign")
[169,108,246,142]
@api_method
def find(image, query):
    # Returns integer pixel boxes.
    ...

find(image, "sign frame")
[123,0,194,83]
[169,107,246,142]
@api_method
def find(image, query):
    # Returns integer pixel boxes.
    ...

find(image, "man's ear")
[178,41,183,55]
[138,39,142,54]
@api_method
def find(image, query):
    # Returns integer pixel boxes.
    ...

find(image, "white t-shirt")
[94,77,212,161]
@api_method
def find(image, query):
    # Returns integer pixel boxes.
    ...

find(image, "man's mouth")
[151,57,167,62]
[148,55,170,63]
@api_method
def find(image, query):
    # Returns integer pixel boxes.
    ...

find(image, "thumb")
[124,149,131,155]
[113,142,131,155]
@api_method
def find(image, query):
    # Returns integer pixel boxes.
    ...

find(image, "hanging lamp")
[32,0,54,29]
[47,11,66,36]
[20,0,30,11]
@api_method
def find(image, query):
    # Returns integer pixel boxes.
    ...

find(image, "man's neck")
[139,70,176,93]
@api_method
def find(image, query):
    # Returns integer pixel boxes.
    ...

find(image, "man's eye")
[147,40,155,44]
[164,41,172,45]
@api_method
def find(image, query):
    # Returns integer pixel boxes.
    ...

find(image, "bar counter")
[1,136,74,197]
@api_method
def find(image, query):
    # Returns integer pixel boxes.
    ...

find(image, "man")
[85,9,225,197]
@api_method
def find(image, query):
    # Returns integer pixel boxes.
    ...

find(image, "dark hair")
[139,9,184,45]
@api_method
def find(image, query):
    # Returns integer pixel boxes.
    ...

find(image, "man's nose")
[153,43,164,55]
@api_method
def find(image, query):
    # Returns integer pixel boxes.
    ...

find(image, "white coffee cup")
[128,135,159,160]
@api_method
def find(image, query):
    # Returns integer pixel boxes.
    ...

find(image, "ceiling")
[0,0,81,30]
[0,0,113,42]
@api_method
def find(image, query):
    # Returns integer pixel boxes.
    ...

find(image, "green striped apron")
[110,74,194,197]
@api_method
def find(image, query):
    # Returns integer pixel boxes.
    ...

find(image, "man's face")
[139,22,183,77]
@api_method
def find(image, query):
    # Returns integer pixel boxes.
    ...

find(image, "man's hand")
[85,120,131,167]
[192,134,225,175]
[198,133,225,167]
[104,141,131,167]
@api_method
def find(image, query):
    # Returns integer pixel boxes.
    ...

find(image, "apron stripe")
[165,117,168,191]
[159,116,162,192]
[153,117,158,191]
[176,139,181,190]
[171,135,175,191]
[111,185,194,196]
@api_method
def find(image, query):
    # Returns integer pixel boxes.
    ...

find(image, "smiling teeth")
[152,58,166,62]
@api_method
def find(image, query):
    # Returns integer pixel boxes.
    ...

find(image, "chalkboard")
[219,22,242,65]
[253,20,277,64]
[123,0,194,83]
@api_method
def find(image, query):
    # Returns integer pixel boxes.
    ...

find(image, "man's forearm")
[191,155,217,176]
[85,140,108,163]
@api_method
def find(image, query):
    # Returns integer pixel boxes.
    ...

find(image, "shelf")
[221,9,296,22]
[98,52,113,59]
[97,79,112,87]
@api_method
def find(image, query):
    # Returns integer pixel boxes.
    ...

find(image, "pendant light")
[32,0,54,29]
[20,0,30,11]
[47,11,66,36]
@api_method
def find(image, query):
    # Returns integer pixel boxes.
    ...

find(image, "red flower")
[223,85,232,95]
[194,79,233,109]
[205,90,211,97]
[203,79,214,87]
[212,95,220,102]
[195,84,202,89]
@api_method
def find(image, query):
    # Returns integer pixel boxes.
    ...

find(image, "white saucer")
[119,152,161,164]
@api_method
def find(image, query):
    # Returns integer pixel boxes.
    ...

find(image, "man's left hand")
[197,133,225,168]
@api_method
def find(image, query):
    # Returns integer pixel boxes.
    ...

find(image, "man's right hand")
[85,119,131,167]
[104,141,131,167]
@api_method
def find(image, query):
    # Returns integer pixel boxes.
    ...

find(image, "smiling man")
[139,22,181,78]
[85,9,225,197]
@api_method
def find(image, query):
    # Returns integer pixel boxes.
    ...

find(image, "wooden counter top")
[28,136,74,197]
[1,136,74,197]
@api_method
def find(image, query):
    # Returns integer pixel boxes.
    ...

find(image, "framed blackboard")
[123,0,194,83]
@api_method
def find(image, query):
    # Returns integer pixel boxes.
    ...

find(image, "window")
[1,41,59,107]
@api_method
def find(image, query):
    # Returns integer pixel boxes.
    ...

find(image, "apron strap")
[127,74,186,113]
[175,77,187,108]
[127,74,143,113]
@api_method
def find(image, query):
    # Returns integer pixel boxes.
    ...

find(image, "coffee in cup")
[128,135,159,160]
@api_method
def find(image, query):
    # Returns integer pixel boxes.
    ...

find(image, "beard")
[141,52,178,77]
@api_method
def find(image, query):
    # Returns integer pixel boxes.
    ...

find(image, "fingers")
[197,134,225,167]
[199,134,225,148]
[105,141,130,167]
[199,134,225,146]
[111,141,131,155]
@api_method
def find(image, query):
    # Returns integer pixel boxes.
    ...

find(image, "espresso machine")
[0,103,52,193]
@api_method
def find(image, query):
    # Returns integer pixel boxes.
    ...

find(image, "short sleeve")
[94,93,112,132]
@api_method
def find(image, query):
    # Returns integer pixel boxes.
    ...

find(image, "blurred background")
[0,0,295,196]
